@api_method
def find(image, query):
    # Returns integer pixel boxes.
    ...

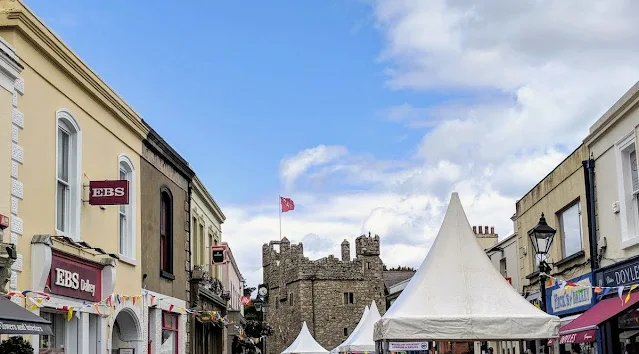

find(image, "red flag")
[280,197,295,213]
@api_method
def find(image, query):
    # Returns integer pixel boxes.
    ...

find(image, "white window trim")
[118,154,136,265]
[559,201,583,258]
[615,130,639,249]
[55,109,82,241]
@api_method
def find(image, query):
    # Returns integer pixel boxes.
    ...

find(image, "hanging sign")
[389,342,429,351]
[546,272,594,316]
[89,180,129,205]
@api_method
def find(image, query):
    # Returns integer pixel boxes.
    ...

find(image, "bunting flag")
[626,284,639,304]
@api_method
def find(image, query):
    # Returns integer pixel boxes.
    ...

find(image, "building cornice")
[142,120,194,180]
[584,81,639,146]
[0,0,149,139]
[192,175,226,224]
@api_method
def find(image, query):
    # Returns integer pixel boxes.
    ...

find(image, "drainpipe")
[583,159,598,271]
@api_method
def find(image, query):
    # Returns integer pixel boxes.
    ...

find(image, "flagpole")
[278,195,282,241]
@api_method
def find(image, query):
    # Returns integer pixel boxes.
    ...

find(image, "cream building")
[189,175,228,354]
[221,242,246,354]
[0,1,150,352]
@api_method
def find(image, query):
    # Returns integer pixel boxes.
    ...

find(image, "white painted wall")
[222,243,245,314]
[586,85,639,265]
[486,234,521,293]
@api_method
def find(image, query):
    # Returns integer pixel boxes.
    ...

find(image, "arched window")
[55,109,82,240]
[160,188,174,278]
[118,155,135,260]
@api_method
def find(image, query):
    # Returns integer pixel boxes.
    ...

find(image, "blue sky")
[25,0,456,205]
[25,0,638,286]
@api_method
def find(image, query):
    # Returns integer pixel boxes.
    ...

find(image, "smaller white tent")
[281,322,329,354]
[337,305,370,352]
[342,301,382,353]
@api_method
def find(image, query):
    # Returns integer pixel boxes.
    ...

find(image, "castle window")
[366,262,371,269]
[343,328,348,336]
[289,293,294,306]
[275,297,279,309]
[343,292,354,305]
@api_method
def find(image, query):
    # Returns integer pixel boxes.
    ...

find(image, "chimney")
[490,226,495,234]
[484,226,489,234]
[473,226,477,233]
[341,240,350,262]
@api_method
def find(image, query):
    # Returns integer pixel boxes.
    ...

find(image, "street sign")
[241,296,251,305]
[211,245,228,265]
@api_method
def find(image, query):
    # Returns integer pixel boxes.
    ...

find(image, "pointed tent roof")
[374,193,560,341]
[343,301,382,352]
[337,305,370,352]
[282,322,329,354]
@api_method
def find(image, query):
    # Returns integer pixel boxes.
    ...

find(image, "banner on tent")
[389,342,429,351]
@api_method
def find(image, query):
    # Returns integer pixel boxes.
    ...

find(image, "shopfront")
[555,257,639,354]
[30,235,143,354]
[545,273,596,354]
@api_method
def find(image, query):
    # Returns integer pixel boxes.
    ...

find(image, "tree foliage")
[382,265,416,271]
[0,336,34,354]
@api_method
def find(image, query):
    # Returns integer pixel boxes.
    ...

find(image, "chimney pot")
[473,226,477,233]
[490,226,495,234]
[484,226,489,234]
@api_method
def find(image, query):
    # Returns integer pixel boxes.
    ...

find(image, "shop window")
[40,311,66,350]
[616,132,639,246]
[198,222,205,266]
[55,109,81,240]
[118,155,135,260]
[558,201,583,258]
[343,292,354,305]
[161,311,179,354]
[160,188,174,278]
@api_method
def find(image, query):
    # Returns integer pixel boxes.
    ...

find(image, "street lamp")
[254,297,263,312]
[528,213,557,313]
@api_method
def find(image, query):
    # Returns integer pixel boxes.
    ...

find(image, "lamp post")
[528,213,557,313]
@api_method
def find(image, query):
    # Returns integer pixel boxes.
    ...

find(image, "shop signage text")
[48,251,102,302]
[558,329,596,344]
[546,273,594,316]
[389,342,429,351]
[89,180,129,205]
[596,258,639,288]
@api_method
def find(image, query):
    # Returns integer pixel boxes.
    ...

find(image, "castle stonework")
[262,235,386,354]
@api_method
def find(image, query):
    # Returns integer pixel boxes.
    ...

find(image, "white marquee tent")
[282,321,329,354]
[336,305,370,353]
[374,192,560,341]
[342,301,382,353]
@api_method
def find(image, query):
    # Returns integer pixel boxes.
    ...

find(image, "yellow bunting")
[626,284,639,304]
[67,307,75,321]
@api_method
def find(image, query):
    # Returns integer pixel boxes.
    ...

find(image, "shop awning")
[0,296,52,335]
[558,291,639,344]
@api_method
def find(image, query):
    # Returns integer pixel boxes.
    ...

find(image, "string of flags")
[541,273,639,305]
[2,289,248,337]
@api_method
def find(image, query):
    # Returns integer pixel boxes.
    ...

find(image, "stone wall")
[263,234,386,354]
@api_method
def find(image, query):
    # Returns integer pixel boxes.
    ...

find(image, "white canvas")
[338,305,370,352]
[282,321,329,354]
[343,301,382,352]
[374,193,560,341]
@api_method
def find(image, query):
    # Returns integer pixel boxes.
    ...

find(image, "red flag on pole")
[280,197,295,213]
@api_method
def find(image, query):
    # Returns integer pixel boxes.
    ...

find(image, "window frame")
[55,109,82,240]
[343,292,354,305]
[162,311,179,354]
[616,131,639,249]
[160,187,174,280]
[118,154,136,264]
[557,200,583,258]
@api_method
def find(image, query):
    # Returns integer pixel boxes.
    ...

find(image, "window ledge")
[621,237,639,250]
[526,270,540,280]
[554,250,585,267]
[118,255,137,266]
[161,270,175,281]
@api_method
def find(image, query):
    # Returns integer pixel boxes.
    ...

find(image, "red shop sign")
[47,250,102,302]
[89,180,129,205]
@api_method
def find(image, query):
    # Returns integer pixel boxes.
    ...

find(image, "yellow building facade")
[0,0,148,352]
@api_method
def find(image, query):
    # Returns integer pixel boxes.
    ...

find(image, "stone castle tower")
[262,234,386,354]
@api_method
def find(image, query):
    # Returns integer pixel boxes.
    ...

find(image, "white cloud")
[223,0,639,288]
[279,145,348,189]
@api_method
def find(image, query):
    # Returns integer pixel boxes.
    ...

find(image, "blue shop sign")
[545,272,595,316]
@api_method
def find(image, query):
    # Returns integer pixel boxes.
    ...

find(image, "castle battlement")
[262,233,386,354]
